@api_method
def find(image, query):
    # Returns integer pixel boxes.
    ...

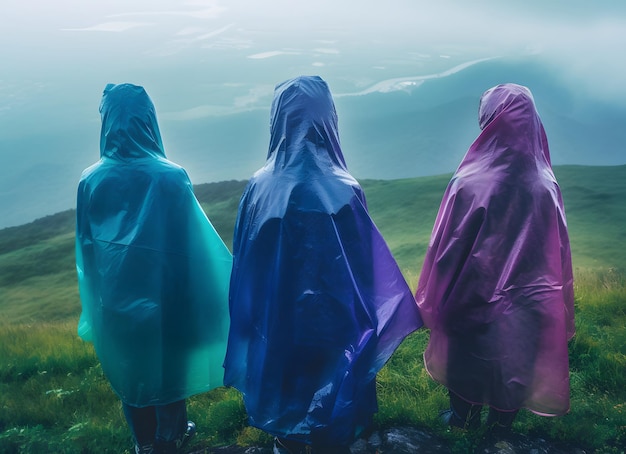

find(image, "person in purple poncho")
[223,76,423,453]
[415,83,575,432]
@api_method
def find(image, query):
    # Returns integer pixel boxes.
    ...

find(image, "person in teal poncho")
[75,83,232,454]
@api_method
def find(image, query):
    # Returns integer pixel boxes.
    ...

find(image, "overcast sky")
[2,0,626,155]
[2,0,626,114]
[1,0,625,227]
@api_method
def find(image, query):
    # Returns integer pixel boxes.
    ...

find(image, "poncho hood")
[99,83,165,160]
[457,83,552,182]
[267,75,346,169]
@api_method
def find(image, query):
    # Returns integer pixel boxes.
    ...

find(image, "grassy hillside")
[0,165,624,323]
[553,165,626,270]
[363,164,626,279]
[0,165,625,452]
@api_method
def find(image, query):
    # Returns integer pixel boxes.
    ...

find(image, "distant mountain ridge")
[1,56,624,228]
[159,56,626,181]
[336,57,626,179]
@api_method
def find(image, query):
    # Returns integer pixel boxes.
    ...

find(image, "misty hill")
[335,57,626,179]
[0,164,624,324]
[169,55,626,182]
[2,56,625,229]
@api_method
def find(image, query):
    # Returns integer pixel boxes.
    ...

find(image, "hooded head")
[267,75,346,170]
[460,83,552,169]
[478,83,537,130]
[99,83,166,160]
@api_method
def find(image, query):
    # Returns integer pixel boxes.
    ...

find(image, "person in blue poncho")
[75,83,233,454]
[223,76,423,453]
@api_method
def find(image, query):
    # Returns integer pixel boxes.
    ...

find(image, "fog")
[4,0,626,112]
[1,0,625,228]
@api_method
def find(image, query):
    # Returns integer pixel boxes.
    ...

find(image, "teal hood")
[99,83,165,160]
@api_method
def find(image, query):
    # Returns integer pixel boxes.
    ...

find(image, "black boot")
[134,445,154,454]
[273,437,311,454]
[440,391,482,430]
[486,408,518,436]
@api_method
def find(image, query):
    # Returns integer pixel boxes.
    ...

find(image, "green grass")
[553,165,626,271]
[0,165,625,453]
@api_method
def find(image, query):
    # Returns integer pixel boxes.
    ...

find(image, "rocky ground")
[189,426,589,454]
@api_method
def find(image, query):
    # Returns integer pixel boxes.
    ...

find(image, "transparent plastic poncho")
[416,84,575,416]
[76,84,232,406]
[223,76,423,446]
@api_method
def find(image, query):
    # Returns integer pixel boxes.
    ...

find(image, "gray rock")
[377,427,450,453]
[190,426,587,453]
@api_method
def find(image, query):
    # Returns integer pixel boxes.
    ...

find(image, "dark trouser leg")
[448,390,482,430]
[153,399,188,453]
[486,407,518,431]
[122,403,157,448]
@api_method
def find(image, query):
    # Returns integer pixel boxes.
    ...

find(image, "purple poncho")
[223,76,422,445]
[415,83,575,416]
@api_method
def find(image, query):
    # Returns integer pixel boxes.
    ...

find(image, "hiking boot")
[439,407,481,430]
[176,421,196,451]
[273,437,312,454]
[135,444,154,454]
[486,408,518,436]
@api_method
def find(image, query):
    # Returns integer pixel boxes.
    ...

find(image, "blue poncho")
[76,83,232,407]
[223,76,423,446]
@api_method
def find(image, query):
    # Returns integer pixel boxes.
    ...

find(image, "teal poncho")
[76,83,232,406]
